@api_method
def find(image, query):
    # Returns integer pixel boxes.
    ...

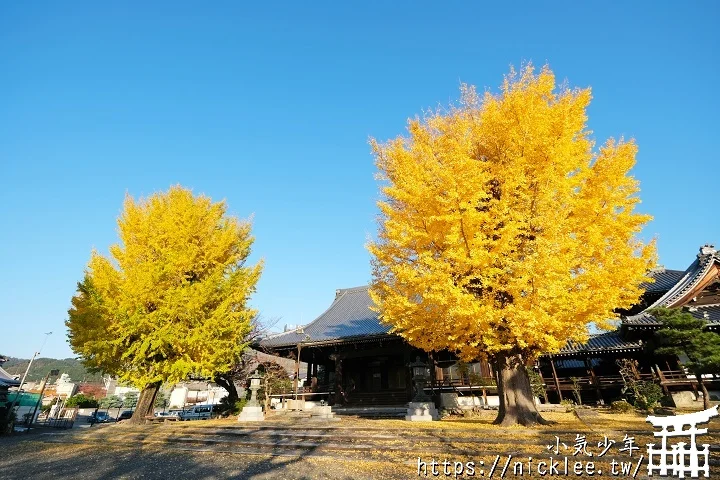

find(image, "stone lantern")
[247,370,261,407]
[405,356,438,421]
[238,370,265,422]
[409,356,431,402]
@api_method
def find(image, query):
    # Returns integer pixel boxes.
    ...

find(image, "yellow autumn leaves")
[368,64,656,362]
[67,186,263,388]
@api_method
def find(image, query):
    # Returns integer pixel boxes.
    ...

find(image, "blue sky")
[1,2,718,359]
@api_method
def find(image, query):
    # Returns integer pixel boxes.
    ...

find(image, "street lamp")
[409,356,431,402]
[247,370,262,407]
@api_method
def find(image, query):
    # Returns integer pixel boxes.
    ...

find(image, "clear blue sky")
[1,2,718,359]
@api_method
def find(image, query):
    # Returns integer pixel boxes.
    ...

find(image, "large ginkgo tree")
[66,186,262,423]
[368,65,656,426]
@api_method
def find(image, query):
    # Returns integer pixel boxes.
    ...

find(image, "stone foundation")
[406,401,439,421]
[238,405,265,422]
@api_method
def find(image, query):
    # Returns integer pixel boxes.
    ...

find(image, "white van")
[179,404,214,421]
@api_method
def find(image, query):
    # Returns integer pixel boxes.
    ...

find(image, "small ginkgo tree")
[368,64,655,426]
[66,185,263,423]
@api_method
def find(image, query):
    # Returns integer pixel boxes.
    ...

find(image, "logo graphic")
[646,405,718,478]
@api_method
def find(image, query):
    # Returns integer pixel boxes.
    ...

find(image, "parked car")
[87,411,113,423]
[117,410,134,422]
[154,410,180,418]
[178,404,214,421]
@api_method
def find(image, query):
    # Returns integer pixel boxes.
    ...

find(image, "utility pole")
[5,332,52,428]
[27,369,59,432]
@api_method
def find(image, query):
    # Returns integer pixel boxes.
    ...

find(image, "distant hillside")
[1,356,104,383]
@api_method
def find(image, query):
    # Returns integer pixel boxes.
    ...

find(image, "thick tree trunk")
[214,373,239,407]
[696,374,710,410]
[129,382,161,424]
[493,354,550,426]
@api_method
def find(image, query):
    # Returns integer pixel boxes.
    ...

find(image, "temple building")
[259,244,720,408]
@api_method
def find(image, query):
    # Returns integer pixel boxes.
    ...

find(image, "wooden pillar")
[585,357,604,405]
[654,364,670,396]
[537,365,548,403]
[550,356,563,402]
[333,355,344,405]
[428,352,437,396]
[293,348,300,398]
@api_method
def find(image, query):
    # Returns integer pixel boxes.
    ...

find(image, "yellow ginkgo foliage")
[66,185,262,421]
[368,64,656,426]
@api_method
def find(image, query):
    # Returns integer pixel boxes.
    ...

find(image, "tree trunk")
[696,374,710,410]
[493,354,550,426]
[129,382,161,424]
[214,373,239,407]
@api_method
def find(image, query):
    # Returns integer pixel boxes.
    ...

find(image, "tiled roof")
[259,287,391,349]
[550,331,644,357]
[689,304,720,325]
[0,366,20,388]
[625,245,720,327]
[640,268,685,293]
[624,304,720,327]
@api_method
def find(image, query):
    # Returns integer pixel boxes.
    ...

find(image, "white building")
[168,382,227,408]
[55,373,77,399]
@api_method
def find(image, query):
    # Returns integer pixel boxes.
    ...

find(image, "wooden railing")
[544,370,720,392]
[655,370,720,385]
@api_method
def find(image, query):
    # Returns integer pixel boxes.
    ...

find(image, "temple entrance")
[341,354,409,406]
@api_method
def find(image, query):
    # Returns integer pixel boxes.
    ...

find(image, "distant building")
[54,373,77,399]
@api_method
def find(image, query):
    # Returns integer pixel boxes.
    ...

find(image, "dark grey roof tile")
[552,330,643,356]
[260,287,390,348]
[640,269,685,293]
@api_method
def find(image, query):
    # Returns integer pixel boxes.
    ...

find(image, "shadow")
[0,419,368,479]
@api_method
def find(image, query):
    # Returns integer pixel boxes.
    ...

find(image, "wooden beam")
[550,356,563,402]
[585,358,604,405]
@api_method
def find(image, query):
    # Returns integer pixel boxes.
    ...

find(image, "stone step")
[333,406,407,418]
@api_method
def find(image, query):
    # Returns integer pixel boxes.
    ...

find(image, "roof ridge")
[643,255,711,310]
[589,331,619,337]
[336,286,370,294]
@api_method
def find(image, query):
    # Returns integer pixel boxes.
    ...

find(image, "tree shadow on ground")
[0,423,370,479]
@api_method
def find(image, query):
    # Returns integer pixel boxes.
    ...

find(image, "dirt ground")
[0,410,717,479]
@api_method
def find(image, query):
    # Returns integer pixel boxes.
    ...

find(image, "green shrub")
[234,399,247,412]
[65,393,99,408]
[0,406,15,435]
[216,396,247,415]
[632,381,663,411]
[610,400,633,413]
[560,399,576,412]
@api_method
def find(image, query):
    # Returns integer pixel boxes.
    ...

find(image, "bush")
[610,400,633,413]
[0,406,15,435]
[64,393,99,408]
[216,397,247,416]
[560,399,576,412]
[631,381,664,411]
